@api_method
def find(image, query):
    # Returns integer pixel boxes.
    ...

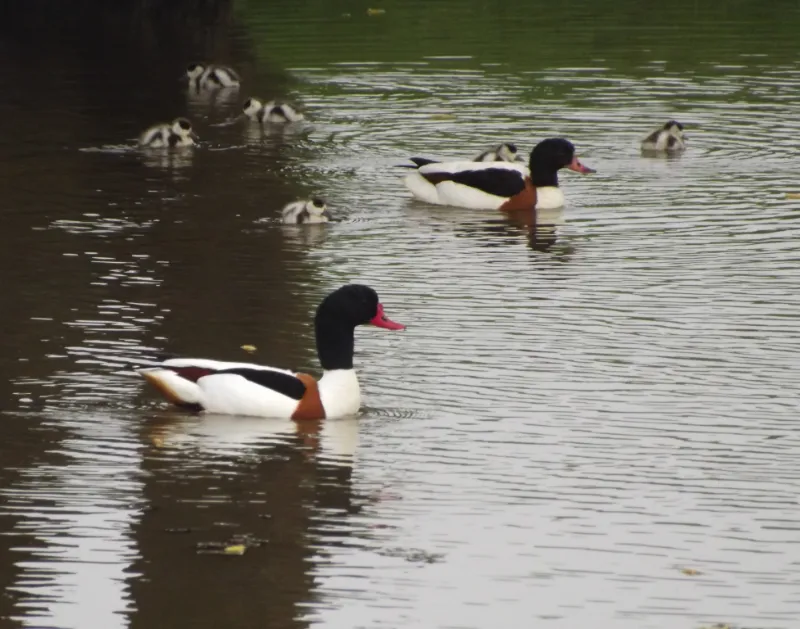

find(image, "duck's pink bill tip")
[370,304,406,330]
[568,157,595,174]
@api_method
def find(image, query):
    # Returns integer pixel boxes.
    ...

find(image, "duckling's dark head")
[185,63,205,79]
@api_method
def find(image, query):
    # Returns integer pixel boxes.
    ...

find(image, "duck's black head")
[529,138,595,187]
[315,285,404,370]
[664,120,684,131]
[311,198,326,209]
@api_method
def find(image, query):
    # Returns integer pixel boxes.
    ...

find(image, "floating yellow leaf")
[224,544,247,555]
[367,8,386,15]
[681,568,701,576]
[241,344,257,353]
[152,436,164,448]
[429,113,457,121]
[786,193,800,200]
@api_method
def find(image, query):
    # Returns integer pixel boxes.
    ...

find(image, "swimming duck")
[282,198,332,224]
[641,120,686,153]
[185,63,241,90]
[242,97,305,123]
[403,138,595,211]
[405,142,525,169]
[138,284,404,419]
[138,118,199,148]
[474,143,526,163]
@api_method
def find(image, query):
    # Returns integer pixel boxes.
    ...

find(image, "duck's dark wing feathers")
[423,167,526,198]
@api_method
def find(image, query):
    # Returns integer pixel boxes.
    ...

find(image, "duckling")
[281,198,331,224]
[138,118,199,148]
[243,97,305,124]
[185,63,240,90]
[474,142,526,163]
[641,120,686,153]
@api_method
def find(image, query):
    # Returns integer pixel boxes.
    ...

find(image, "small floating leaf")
[429,113,457,121]
[681,567,701,576]
[786,193,800,200]
[151,436,165,448]
[224,544,247,555]
[367,8,386,15]
[241,344,257,353]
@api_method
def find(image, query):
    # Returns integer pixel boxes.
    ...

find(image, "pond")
[1,1,799,628]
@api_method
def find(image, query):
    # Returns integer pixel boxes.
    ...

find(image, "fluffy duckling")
[474,142,526,163]
[185,63,240,90]
[641,120,686,153]
[281,198,331,224]
[138,118,199,148]
[243,97,305,124]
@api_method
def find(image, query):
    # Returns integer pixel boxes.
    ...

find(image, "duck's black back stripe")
[218,368,307,400]
[423,168,525,198]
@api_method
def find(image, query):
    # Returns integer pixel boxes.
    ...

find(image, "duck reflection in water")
[452,206,566,253]
[135,413,385,629]
[139,149,195,171]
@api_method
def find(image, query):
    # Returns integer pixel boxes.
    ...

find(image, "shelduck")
[242,97,305,123]
[138,118,199,148]
[138,284,404,419]
[282,198,332,224]
[403,138,595,211]
[185,63,241,90]
[641,120,686,153]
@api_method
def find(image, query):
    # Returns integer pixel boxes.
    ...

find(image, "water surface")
[1,2,800,628]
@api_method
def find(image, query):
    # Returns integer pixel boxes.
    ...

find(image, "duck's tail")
[395,157,440,169]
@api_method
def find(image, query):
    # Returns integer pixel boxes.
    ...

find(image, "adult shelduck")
[641,120,686,153]
[402,138,595,211]
[138,285,404,419]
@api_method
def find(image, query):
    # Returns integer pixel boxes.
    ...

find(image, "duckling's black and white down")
[281,199,331,224]
[641,120,686,153]
[401,142,525,169]
[138,118,199,148]
[243,97,305,124]
[474,143,526,163]
[185,63,240,90]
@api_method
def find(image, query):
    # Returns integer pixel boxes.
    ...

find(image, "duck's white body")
[186,64,240,90]
[139,118,198,148]
[404,161,564,210]
[403,138,595,211]
[140,358,361,419]
[281,199,332,224]
[243,97,305,124]
[138,284,404,420]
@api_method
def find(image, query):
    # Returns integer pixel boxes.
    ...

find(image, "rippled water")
[2,2,800,628]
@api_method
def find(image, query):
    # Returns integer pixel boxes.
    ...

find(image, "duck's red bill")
[568,156,596,174]
[370,304,405,330]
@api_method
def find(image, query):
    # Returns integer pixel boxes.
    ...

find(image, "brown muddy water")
[1,2,800,628]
